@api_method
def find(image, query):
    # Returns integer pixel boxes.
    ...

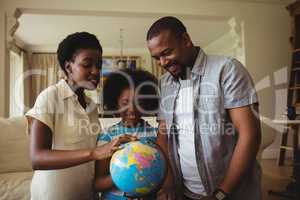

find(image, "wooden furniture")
[270,3,300,199]
[287,1,300,107]
[278,0,300,166]
[269,120,300,200]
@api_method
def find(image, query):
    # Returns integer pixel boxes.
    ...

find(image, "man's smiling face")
[147,30,191,78]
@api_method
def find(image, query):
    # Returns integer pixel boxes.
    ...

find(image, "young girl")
[95,69,159,200]
[26,32,135,200]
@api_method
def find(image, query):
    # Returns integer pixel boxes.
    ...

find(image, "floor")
[261,159,295,200]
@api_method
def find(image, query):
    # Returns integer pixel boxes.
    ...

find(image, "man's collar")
[176,47,207,81]
[191,47,207,77]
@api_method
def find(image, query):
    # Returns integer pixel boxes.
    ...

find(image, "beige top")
[26,79,101,200]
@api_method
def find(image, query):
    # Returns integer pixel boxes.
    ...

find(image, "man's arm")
[156,120,178,200]
[219,103,261,194]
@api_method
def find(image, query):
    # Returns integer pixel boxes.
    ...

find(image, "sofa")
[0,116,32,200]
[0,116,274,200]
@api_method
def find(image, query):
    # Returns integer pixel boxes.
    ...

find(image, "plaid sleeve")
[96,131,113,146]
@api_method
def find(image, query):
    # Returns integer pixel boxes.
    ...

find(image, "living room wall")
[0,10,5,118]
[0,0,293,158]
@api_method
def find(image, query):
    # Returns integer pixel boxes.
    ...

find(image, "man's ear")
[182,32,192,47]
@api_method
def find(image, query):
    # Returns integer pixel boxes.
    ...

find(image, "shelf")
[294,48,300,53]
[279,146,293,151]
[292,67,300,71]
[289,86,300,90]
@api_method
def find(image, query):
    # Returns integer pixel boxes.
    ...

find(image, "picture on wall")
[101,56,141,78]
[102,57,117,77]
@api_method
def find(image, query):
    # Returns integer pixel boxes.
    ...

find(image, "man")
[146,16,261,200]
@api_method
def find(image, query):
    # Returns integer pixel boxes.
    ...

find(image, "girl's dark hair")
[57,32,102,73]
[103,69,159,115]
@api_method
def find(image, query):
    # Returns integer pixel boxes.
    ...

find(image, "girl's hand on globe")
[92,135,138,160]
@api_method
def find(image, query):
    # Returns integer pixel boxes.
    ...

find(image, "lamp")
[117,28,127,69]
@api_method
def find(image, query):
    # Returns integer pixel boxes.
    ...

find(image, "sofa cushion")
[0,171,33,200]
[0,117,32,173]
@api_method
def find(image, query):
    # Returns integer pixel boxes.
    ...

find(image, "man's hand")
[157,190,177,200]
[156,173,178,200]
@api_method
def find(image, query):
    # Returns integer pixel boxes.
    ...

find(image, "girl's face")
[66,48,102,90]
[117,88,141,127]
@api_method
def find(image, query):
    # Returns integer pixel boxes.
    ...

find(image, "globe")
[110,140,166,197]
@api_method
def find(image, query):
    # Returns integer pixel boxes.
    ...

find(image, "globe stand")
[124,192,141,200]
[124,191,157,199]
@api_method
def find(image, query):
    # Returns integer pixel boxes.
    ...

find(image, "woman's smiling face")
[66,48,102,90]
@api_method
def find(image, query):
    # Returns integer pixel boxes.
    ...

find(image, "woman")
[26,32,135,200]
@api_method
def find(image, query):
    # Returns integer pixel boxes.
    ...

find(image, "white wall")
[241,4,291,158]
[0,5,6,117]
[0,0,293,158]
[204,30,245,64]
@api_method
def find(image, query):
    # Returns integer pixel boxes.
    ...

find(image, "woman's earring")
[68,78,75,86]
[65,61,72,75]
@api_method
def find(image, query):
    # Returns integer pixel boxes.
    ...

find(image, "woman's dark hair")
[57,32,102,74]
[103,69,159,115]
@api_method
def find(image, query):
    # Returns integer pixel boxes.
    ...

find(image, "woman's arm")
[94,158,114,192]
[30,119,134,170]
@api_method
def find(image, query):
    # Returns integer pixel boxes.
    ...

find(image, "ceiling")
[14,13,231,53]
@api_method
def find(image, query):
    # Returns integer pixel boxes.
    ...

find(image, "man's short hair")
[146,16,187,41]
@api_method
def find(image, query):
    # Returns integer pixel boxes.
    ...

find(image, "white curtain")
[23,52,31,110]
[9,49,65,116]
[26,53,64,106]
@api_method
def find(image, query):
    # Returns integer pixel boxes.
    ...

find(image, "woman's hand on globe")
[92,135,138,160]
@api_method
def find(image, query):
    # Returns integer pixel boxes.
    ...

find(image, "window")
[9,50,24,117]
